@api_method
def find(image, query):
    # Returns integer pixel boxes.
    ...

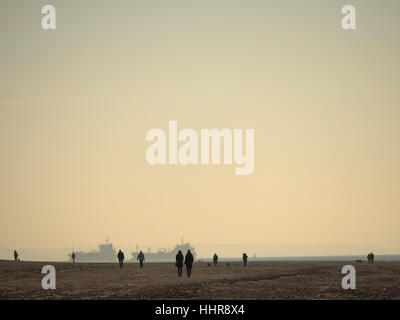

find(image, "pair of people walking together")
[176,250,194,277]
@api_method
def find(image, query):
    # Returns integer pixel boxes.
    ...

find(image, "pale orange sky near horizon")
[1,0,399,258]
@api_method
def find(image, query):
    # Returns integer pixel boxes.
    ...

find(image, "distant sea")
[204,255,400,262]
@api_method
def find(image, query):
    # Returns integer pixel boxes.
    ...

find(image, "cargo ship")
[68,238,117,263]
[130,239,196,262]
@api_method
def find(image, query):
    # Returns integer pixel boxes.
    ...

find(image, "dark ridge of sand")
[0,260,399,300]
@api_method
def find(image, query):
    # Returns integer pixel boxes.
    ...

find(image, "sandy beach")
[1,260,399,300]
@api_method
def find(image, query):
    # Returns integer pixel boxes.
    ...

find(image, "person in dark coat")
[14,250,19,262]
[242,253,248,267]
[117,250,125,268]
[213,253,218,266]
[137,251,145,268]
[176,250,184,277]
[184,250,194,277]
[367,252,375,264]
[71,251,76,263]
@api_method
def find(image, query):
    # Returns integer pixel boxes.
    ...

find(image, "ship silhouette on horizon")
[68,238,117,263]
[67,238,196,263]
[130,238,196,262]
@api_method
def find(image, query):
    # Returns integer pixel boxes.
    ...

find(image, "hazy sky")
[1,0,399,259]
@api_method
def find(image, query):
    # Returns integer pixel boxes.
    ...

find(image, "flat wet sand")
[0,260,399,299]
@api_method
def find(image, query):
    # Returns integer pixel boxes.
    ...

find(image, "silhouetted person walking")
[184,250,194,277]
[176,250,184,277]
[117,250,125,268]
[242,253,248,267]
[14,250,18,262]
[213,253,218,266]
[137,251,145,268]
[72,252,76,263]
